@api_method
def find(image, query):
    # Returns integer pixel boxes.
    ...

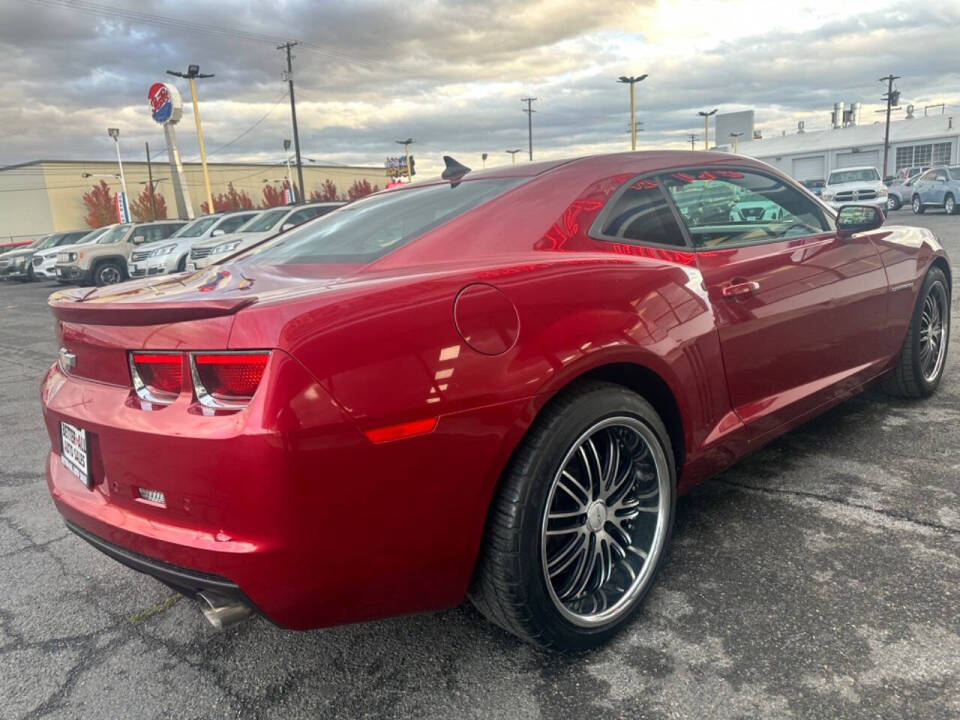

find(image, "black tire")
[912,195,925,214]
[887,195,901,212]
[469,381,676,651]
[176,255,187,273]
[882,266,950,398]
[945,194,957,216]
[93,260,124,287]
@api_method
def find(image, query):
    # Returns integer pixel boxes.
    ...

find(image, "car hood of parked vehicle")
[824,179,885,192]
[1,246,40,261]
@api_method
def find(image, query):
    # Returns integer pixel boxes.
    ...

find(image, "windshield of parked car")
[172,217,219,238]
[828,169,880,184]
[96,224,132,244]
[240,209,288,232]
[247,178,526,265]
[73,226,110,245]
[32,234,64,250]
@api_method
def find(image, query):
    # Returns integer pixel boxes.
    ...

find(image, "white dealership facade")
[727,111,959,183]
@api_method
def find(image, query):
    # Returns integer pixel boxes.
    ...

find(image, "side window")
[285,208,320,227]
[935,169,949,182]
[218,215,251,233]
[595,179,687,247]
[917,171,935,183]
[661,168,829,248]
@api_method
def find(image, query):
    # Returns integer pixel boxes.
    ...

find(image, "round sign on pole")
[148,82,182,125]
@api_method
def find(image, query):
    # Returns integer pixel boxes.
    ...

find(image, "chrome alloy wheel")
[540,416,669,627]
[919,281,949,382]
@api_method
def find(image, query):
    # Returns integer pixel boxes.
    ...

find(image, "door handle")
[721,280,760,299]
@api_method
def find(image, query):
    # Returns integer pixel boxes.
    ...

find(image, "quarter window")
[661,168,829,248]
[596,179,687,247]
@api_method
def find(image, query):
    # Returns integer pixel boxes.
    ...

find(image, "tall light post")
[617,74,647,151]
[396,138,414,182]
[698,109,717,150]
[689,134,697,151]
[521,97,537,160]
[106,128,129,205]
[506,149,521,165]
[729,132,743,153]
[481,152,488,168]
[167,65,215,214]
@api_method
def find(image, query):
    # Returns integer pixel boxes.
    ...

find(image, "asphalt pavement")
[1,211,958,719]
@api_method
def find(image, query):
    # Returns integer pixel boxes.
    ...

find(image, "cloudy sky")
[1,0,958,177]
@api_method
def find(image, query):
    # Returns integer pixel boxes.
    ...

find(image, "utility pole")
[879,74,901,180]
[167,65,215,214]
[145,142,157,219]
[521,97,537,161]
[617,75,647,151]
[506,149,521,164]
[729,132,743,153]
[698,109,717,150]
[396,138,414,182]
[689,134,697,151]
[279,42,305,204]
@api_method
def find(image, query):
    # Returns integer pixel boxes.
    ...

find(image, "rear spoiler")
[48,296,256,326]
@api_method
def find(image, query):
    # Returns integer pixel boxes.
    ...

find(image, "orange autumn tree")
[309,179,339,202]
[81,180,116,228]
[130,184,167,222]
[200,183,254,213]
[260,180,297,208]
[345,179,379,201]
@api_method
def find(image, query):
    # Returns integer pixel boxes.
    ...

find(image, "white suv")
[127,210,258,278]
[821,166,888,210]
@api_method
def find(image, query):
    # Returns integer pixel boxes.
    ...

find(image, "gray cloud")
[0,0,957,178]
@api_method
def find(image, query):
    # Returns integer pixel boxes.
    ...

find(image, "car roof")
[829,166,878,173]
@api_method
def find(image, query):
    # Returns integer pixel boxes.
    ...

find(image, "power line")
[182,90,289,161]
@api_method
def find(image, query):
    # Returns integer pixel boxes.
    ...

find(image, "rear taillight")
[129,353,183,404]
[190,352,270,409]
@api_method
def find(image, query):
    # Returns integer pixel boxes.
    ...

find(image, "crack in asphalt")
[715,478,960,536]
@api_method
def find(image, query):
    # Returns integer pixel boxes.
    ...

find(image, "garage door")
[792,156,825,182]
[836,151,880,172]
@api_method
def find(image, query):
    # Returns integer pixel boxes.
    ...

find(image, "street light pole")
[698,109,717,150]
[283,139,292,197]
[167,65,215,214]
[106,128,129,204]
[506,149,521,165]
[729,132,743,154]
[396,138,414,182]
[521,97,537,161]
[617,75,647,151]
[689,134,697,151]
[879,74,901,180]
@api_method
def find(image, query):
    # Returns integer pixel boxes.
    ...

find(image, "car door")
[661,166,890,441]
[913,170,934,205]
[930,169,949,205]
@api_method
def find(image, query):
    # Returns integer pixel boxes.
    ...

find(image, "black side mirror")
[837,205,884,237]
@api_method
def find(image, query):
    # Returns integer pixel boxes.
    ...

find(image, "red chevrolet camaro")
[41,151,950,650]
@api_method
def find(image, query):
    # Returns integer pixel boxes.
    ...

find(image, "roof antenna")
[441,156,471,186]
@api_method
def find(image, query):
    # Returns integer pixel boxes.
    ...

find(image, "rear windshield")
[173,217,219,238]
[241,209,288,232]
[247,178,525,265]
[97,224,132,244]
[829,168,880,184]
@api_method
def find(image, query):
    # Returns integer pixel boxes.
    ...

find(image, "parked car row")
[3,202,345,288]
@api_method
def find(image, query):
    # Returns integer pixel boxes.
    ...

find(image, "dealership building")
[726,105,960,183]
[0,159,386,242]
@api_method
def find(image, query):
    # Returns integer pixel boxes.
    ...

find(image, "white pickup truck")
[820,166,888,211]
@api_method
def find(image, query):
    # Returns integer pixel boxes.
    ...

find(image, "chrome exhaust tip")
[198,592,252,630]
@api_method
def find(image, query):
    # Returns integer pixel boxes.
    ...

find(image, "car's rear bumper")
[41,353,515,630]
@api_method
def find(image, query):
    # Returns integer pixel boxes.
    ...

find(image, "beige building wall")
[1,160,387,237]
